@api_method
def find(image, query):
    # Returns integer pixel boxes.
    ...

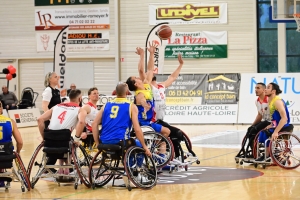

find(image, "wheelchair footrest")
[43,147,69,154]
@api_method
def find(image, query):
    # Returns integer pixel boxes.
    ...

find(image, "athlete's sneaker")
[136,174,151,184]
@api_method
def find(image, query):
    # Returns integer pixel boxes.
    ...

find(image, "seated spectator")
[0,86,18,110]
[67,83,76,96]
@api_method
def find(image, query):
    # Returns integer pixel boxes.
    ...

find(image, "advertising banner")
[54,26,69,90]
[37,31,109,52]
[149,3,227,25]
[156,73,240,124]
[146,24,168,74]
[8,108,41,128]
[35,7,109,30]
[82,95,134,110]
[238,73,300,124]
[165,31,227,58]
[35,0,108,6]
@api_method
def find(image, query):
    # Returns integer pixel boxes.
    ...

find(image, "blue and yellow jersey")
[0,115,13,143]
[269,96,290,127]
[100,98,132,142]
[135,84,154,125]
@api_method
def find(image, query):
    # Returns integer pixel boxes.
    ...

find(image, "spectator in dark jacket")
[0,86,18,110]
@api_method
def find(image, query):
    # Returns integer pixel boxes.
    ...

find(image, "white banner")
[54,26,69,90]
[8,108,41,128]
[164,105,238,124]
[35,7,109,31]
[146,24,168,74]
[149,3,227,25]
[82,95,135,110]
[238,73,300,124]
[36,31,109,52]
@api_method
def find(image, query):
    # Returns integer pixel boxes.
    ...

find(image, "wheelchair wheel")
[88,150,118,187]
[143,132,174,168]
[72,144,91,188]
[14,152,31,191]
[252,132,260,159]
[27,142,44,188]
[270,132,300,170]
[124,146,157,190]
[181,131,192,150]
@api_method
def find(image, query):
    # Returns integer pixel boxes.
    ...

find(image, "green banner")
[165,45,227,58]
[35,0,108,6]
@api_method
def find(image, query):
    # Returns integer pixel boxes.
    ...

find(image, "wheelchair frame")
[88,142,157,191]
[0,151,31,192]
[254,131,300,169]
[27,141,91,189]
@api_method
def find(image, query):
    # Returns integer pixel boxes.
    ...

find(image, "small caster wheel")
[21,186,25,192]
[92,184,95,190]
[74,183,78,190]
[240,161,243,165]
[254,163,258,168]
[235,158,239,164]
[263,165,266,169]
[196,160,200,165]
[127,185,132,191]
[185,165,188,171]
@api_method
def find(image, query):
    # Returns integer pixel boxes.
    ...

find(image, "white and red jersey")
[152,83,166,120]
[48,102,80,131]
[85,102,98,133]
[255,96,270,121]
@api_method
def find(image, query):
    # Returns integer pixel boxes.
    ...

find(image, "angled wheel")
[88,150,117,187]
[124,146,157,190]
[27,142,45,188]
[143,132,174,169]
[14,152,31,191]
[270,132,300,170]
[72,144,91,188]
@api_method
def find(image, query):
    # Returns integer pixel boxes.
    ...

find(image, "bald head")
[116,83,128,97]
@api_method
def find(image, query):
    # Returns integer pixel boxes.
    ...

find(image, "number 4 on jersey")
[58,111,67,124]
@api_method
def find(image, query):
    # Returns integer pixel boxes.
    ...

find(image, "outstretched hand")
[178,54,184,65]
[147,41,158,54]
[135,47,144,56]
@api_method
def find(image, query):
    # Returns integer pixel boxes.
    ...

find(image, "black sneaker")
[255,156,265,162]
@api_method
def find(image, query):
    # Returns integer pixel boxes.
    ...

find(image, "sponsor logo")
[40,34,51,50]
[156,4,220,21]
[14,114,21,123]
[14,113,37,123]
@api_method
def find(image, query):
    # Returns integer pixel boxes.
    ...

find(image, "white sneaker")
[136,173,151,184]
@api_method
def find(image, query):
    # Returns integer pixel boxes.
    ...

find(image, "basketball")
[157,25,172,40]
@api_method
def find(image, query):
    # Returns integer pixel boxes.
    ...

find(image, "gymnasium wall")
[119,0,257,82]
[0,0,257,111]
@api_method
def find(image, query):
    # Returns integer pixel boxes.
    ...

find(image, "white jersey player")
[37,89,83,139]
[152,83,166,120]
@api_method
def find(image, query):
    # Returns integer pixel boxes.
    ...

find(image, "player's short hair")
[69,89,81,100]
[88,87,98,95]
[256,82,266,88]
[152,76,157,81]
[116,82,128,96]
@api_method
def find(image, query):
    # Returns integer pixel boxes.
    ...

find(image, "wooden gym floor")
[1,124,300,200]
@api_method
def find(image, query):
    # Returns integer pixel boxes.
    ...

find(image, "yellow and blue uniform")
[258,96,291,145]
[0,115,13,143]
[135,84,162,133]
[100,98,132,144]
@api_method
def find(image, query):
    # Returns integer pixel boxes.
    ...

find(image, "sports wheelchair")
[0,142,31,192]
[131,126,174,169]
[88,138,158,191]
[153,120,200,173]
[27,129,91,189]
[252,125,300,169]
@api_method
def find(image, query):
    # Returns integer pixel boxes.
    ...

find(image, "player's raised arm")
[145,41,158,83]
[161,54,183,88]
